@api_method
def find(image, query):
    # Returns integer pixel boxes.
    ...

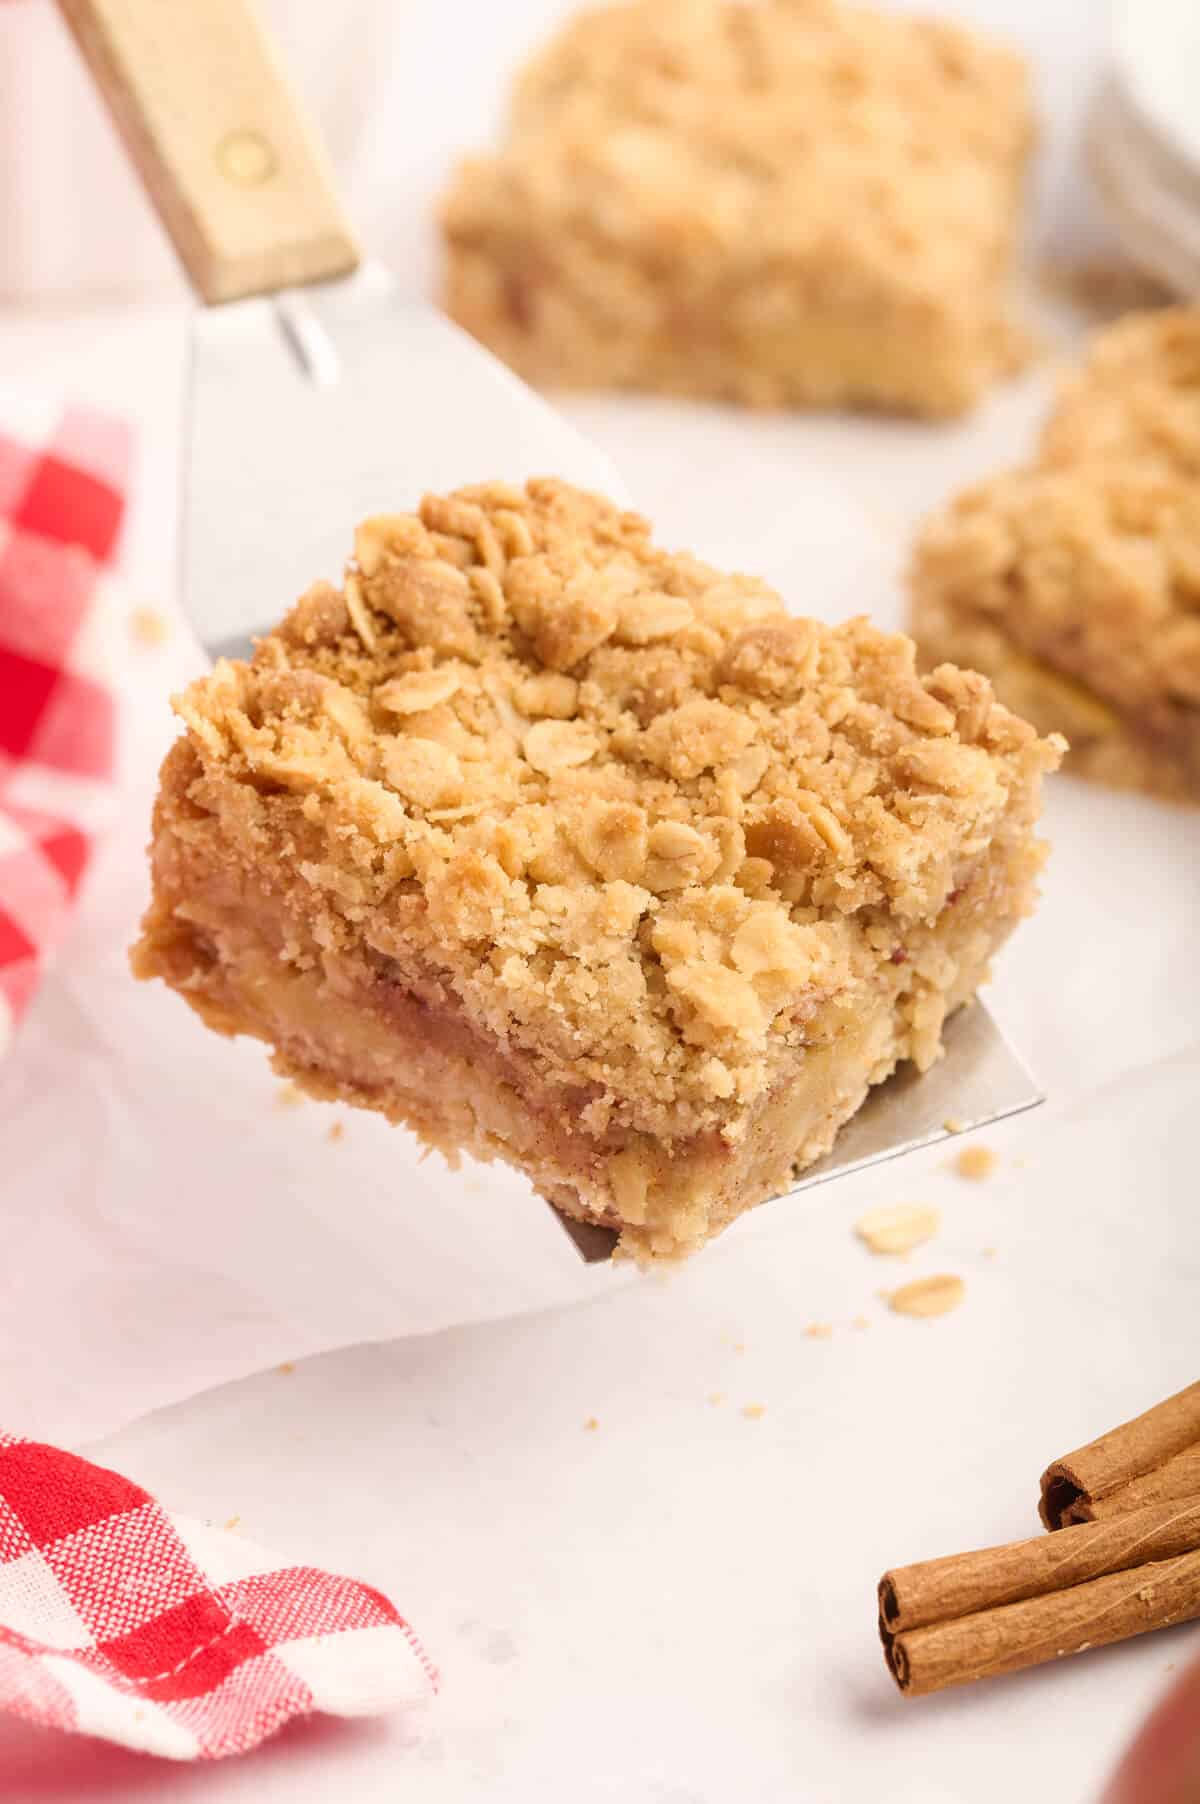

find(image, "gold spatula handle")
[55,0,360,303]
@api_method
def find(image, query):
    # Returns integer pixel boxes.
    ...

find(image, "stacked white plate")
[1090,0,1200,295]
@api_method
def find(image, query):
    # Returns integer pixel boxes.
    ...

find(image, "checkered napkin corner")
[0,398,129,1056]
[0,1434,436,1760]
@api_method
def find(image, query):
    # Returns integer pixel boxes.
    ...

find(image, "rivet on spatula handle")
[54,0,360,304]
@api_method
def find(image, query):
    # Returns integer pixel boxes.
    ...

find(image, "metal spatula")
[57,0,627,657]
[58,0,1042,1260]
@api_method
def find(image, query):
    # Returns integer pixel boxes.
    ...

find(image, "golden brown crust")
[136,479,1060,1254]
[1040,307,1200,478]
[440,0,1034,415]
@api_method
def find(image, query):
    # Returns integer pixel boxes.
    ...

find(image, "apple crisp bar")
[134,480,1060,1260]
[1039,307,1200,477]
[440,0,1034,417]
[911,308,1200,801]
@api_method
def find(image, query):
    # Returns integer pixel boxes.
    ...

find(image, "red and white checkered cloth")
[0,396,126,1054]
[0,1434,436,1759]
[0,399,436,1757]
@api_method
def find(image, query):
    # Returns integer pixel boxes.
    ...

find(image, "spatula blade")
[182,262,628,657]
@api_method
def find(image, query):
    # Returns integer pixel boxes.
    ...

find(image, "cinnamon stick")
[879,1495,1200,1697]
[1040,1381,1200,1529]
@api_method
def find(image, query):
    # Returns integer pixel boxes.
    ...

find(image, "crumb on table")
[955,1144,996,1181]
[275,1083,304,1109]
[805,1321,833,1340]
[131,605,170,646]
[583,1416,599,1432]
[741,1403,767,1421]
[888,1274,966,1319]
[855,1202,940,1255]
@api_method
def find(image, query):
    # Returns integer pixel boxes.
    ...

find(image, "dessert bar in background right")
[910,308,1200,803]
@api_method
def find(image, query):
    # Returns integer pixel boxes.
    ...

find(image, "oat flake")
[855,1203,940,1256]
[888,1275,966,1319]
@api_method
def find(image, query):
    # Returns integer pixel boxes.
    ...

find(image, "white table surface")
[2,2,1199,1799]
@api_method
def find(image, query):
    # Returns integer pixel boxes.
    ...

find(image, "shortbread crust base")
[136,824,1031,1260]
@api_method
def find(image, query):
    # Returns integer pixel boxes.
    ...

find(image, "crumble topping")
[131,604,170,647]
[1040,308,1200,478]
[954,1143,996,1180]
[911,306,1200,800]
[913,461,1200,715]
[167,479,1057,1135]
[446,0,1029,297]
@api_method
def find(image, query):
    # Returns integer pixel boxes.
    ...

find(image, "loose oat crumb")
[741,1403,767,1420]
[855,1202,940,1256]
[888,1274,966,1319]
[955,1144,996,1181]
[275,1083,304,1108]
[805,1322,833,1339]
[942,1117,965,1134]
[708,1392,726,1406]
[853,1314,871,1330]
[327,1120,345,1143]
[983,1245,998,1259]
[277,1361,295,1375]
[733,1342,746,1355]
[584,1416,599,1431]
[223,1515,241,1532]
[131,604,170,646]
